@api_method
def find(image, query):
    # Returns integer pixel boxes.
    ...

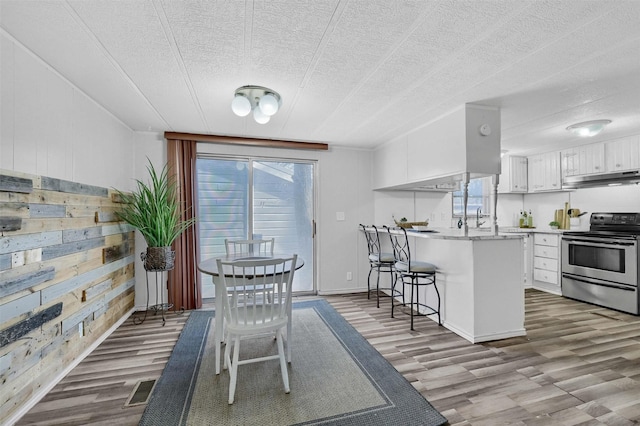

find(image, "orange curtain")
[166,139,201,310]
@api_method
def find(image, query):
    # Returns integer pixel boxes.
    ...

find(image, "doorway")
[195,156,316,296]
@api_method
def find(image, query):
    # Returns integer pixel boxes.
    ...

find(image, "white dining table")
[197,253,304,374]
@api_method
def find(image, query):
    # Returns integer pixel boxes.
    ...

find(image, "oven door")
[562,273,639,315]
[561,235,637,286]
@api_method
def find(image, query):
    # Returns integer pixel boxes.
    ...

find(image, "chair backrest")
[224,238,275,255]
[359,224,382,257]
[216,255,297,327]
[385,226,411,264]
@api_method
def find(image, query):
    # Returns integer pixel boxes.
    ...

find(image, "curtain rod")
[164,132,328,151]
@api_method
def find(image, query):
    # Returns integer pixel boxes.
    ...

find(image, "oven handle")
[561,237,636,247]
[562,273,636,291]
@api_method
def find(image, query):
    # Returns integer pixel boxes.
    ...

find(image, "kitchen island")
[382,227,525,343]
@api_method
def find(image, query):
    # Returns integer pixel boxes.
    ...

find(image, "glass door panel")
[196,157,315,296]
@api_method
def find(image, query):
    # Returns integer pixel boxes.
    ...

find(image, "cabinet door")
[561,148,579,178]
[581,143,605,174]
[606,136,640,172]
[562,143,605,177]
[513,156,528,191]
[499,156,528,193]
[527,154,545,191]
[543,152,562,190]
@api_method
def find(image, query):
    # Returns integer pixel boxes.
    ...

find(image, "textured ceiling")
[1,0,639,155]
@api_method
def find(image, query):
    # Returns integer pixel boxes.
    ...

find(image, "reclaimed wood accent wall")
[0,170,135,424]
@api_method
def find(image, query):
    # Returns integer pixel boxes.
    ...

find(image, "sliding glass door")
[195,157,315,295]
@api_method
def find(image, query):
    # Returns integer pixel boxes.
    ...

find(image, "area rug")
[139,299,447,426]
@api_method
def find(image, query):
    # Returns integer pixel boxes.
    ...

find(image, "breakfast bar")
[383,228,525,343]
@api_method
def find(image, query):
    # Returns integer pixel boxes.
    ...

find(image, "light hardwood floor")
[16,290,640,425]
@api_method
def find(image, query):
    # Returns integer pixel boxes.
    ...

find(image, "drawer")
[534,233,559,247]
[534,268,559,284]
[534,256,558,272]
[534,245,559,259]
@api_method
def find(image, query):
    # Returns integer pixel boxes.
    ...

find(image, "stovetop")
[564,212,640,238]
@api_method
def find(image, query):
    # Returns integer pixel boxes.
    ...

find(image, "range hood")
[562,170,640,189]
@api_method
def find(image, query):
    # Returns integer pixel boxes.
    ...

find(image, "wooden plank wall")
[0,169,135,424]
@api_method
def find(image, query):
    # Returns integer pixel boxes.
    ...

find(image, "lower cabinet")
[532,233,561,295]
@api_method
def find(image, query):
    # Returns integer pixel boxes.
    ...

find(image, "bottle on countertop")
[519,210,525,228]
[527,210,533,228]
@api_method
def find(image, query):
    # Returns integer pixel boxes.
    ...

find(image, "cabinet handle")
[616,163,621,168]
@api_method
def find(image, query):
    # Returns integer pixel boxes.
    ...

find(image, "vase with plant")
[549,221,560,230]
[115,160,195,271]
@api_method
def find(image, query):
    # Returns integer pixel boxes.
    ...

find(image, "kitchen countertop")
[498,227,581,234]
[402,227,523,240]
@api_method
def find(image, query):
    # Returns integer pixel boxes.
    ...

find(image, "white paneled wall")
[1,33,134,191]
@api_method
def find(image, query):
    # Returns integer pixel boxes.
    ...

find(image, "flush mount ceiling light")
[231,85,281,124]
[566,119,611,137]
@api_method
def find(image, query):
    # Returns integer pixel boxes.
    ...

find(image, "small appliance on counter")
[561,212,640,315]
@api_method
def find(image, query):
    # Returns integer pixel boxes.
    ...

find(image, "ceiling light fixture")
[566,119,611,137]
[231,85,281,124]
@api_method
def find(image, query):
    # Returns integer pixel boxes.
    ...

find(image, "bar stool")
[385,225,441,330]
[360,224,396,308]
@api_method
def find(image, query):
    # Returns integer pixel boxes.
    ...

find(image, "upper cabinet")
[498,155,528,193]
[605,135,640,172]
[374,104,501,191]
[561,143,605,178]
[528,152,561,192]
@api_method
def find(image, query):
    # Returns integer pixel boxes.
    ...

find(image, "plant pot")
[142,246,176,271]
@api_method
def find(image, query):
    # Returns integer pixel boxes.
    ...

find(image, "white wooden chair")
[216,255,297,404]
[224,238,275,255]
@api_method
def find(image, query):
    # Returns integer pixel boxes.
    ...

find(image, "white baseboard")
[5,308,135,426]
[317,288,368,295]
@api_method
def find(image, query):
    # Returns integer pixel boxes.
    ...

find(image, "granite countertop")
[498,227,581,234]
[403,227,523,240]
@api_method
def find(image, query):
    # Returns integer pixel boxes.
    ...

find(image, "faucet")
[476,207,485,228]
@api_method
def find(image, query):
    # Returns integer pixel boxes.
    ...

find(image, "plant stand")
[133,252,184,326]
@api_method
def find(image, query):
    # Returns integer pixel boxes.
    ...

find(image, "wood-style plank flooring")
[16,290,640,425]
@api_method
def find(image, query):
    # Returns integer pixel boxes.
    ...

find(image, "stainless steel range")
[562,212,640,315]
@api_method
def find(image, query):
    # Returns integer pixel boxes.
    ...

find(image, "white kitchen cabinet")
[605,135,640,172]
[532,233,561,295]
[528,152,562,192]
[561,143,606,178]
[498,155,528,193]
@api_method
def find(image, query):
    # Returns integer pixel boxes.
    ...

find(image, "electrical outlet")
[346,271,353,281]
[336,212,345,221]
[78,322,84,337]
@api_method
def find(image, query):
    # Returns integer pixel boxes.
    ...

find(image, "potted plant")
[549,221,560,230]
[115,160,195,271]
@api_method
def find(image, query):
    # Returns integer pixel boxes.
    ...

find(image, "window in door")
[195,157,315,295]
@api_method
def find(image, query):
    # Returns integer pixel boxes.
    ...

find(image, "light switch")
[336,212,345,221]
[11,252,25,268]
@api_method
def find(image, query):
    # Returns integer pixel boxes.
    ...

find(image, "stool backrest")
[385,226,411,264]
[360,224,382,257]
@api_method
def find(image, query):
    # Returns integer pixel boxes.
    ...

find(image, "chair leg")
[434,277,442,326]
[286,316,292,363]
[375,265,381,308]
[277,329,290,394]
[228,335,241,404]
[391,274,397,318]
[367,267,373,299]
[223,331,231,370]
[410,277,415,331]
